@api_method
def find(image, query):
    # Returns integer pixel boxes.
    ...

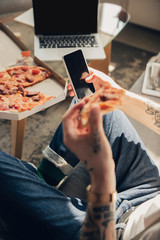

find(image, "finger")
[63,102,86,142]
[63,101,85,122]
[67,83,73,90]
[85,73,96,83]
[89,104,103,132]
[83,96,91,103]
[80,72,90,80]
[68,90,75,97]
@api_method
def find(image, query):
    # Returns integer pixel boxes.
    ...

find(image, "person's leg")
[0,151,86,240]
[37,98,80,185]
[58,108,160,201]
[40,97,160,219]
[51,104,160,216]
[49,97,160,191]
[102,110,160,221]
[49,97,79,166]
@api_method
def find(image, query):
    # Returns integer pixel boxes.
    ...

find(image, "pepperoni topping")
[0,72,4,78]
[22,97,28,102]
[32,95,41,101]
[100,93,110,102]
[14,104,20,109]
[9,102,15,108]
[26,77,34,83]
[25,91,40,97]
[0,88,8,95]
[21,66,29,72]
[32,69,40,75]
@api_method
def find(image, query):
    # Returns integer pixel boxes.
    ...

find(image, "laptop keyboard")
[39,35,98,48]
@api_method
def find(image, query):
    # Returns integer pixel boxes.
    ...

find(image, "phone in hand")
[63,49,95,99]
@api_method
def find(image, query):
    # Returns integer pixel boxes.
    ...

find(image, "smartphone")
[63,49,95,99]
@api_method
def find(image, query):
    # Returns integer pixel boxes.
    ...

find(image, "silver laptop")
[32,0,105,61]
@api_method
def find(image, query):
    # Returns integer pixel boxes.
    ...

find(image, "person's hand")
[67,80,75,97]
[62,101,116,193]
[67,67,122,97]
[86,67,122,91]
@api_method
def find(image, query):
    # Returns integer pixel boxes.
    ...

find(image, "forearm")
[80,201,116,240]
[80,175,116,240]
[62,102,117,239]
[120,91,160,135]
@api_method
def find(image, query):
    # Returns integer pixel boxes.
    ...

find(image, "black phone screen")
[63,50,95,99]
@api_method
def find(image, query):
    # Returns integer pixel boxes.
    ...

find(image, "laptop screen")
[32,0,98,35]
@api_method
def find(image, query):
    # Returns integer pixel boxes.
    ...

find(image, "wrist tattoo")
[92,129,101,154]
[84,160,94,173]
[81,203,116,240]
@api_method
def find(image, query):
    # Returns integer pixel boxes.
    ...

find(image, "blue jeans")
[0,98,160,240]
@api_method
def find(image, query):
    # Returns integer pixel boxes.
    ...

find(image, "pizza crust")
[80,83,125,126]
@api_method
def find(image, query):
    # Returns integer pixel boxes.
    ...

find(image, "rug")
[110,41,155,89]
[0,41,155,166]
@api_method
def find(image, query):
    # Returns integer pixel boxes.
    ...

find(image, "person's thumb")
[89,104,103,133]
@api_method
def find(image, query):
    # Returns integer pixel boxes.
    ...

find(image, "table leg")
[11,118,26,159]
[88,42,112,75]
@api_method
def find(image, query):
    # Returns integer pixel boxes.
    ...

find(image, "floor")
[115,22,160,54]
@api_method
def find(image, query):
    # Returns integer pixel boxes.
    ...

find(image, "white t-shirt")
[140,222,160,240]
[123,194,160,240]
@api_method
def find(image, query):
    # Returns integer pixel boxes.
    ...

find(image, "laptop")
[32,0,106,61]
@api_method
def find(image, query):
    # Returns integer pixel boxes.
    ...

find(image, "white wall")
[0,0,32,14]
[128,0,160,31]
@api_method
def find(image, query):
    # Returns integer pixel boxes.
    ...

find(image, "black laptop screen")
[32,0,98,35]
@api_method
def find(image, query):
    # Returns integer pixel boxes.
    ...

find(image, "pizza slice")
[25,66,51,83]
[0,71,13,85]
[6,65,52,87]
[0,65,55,113]
[7,66,26,84]
[0,90,54,112]
[0,83,25,95]
[80,82,125,126]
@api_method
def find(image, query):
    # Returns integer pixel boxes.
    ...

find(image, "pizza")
[0,83,21,95]
[0,71,12,85]
[6,65,51,87]
[0,88,54,112]
[80,82,125,126]
[0,65,54,113]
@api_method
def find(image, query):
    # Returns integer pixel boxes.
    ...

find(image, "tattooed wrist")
[80,202,116,240]
[92,129,101,154]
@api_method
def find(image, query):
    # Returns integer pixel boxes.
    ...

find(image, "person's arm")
[80,187,116,240]
[119,91,160,135]
[62,102,116,240]
[85,67,160,135]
